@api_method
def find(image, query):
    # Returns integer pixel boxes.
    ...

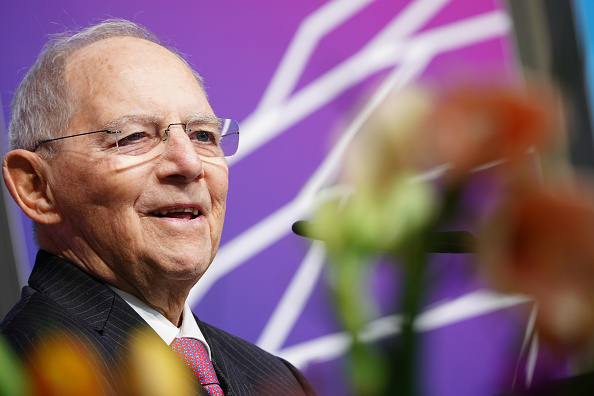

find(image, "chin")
[158,253,211,280]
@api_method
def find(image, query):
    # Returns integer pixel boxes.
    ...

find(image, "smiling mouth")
[149,208,201,220]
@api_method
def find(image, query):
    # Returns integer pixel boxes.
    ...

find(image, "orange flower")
[480,181,594,348]
[419,82,564,180]
[27,333,108,396]
[349,81,564,190]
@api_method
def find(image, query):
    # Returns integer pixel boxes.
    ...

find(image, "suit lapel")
[29,250,147,334]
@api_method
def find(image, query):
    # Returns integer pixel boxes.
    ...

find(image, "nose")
[155,125,203,182]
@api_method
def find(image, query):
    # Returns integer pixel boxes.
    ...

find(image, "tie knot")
[171,337,209,359]
[170,338,224,396]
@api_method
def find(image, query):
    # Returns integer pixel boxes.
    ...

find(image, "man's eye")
[118,132,147,145]
[192,131,216,144]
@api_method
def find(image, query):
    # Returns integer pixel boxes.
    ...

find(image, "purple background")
[0,1,564,394]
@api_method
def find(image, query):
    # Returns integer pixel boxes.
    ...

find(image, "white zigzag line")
[256,241,327,352]
[188,10,510,306]
[229,7,506,167]
[278,290,531,370]
[257,0,451,113]
[189,46,431,306]
[256,0,375,112]
[253,55,434,352]
[512,305,539,389]
[369,0,452,46]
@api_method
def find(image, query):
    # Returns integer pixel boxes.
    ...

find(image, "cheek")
[50,156,148,216]
[209,169,229,212]
[205,165,229,238]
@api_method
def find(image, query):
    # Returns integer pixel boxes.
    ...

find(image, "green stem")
[390,237,428,396]
[390,185,461,395]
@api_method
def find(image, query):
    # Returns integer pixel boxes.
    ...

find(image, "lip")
[146,204,205,220]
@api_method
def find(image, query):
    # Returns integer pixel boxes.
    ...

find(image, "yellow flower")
[120,330,196,396]
[347,88,434,188]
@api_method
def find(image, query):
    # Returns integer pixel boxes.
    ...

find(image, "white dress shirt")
[109,286,212,359]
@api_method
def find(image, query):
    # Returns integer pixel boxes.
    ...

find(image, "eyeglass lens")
[113,118,239,158]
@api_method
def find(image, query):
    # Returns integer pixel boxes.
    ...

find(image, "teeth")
[151,208,200,216]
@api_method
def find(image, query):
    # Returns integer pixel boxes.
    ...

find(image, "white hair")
[9,19,205,156]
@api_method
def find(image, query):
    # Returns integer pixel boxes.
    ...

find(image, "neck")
[107,277,191,326]
[38,230,195,327]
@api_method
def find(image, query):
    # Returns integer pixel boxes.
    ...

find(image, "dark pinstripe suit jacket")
[0,250,316,396]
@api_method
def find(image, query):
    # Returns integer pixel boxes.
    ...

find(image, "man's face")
[44,37,228,293]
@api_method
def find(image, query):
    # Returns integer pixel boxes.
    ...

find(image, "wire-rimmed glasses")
[32,117,240,159]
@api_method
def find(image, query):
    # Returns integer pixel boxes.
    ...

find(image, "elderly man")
[0,19,315,396]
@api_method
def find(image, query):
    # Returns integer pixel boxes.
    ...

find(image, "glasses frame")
[32,118,240,157]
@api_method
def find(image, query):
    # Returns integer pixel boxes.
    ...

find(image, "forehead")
[64,37,211,126]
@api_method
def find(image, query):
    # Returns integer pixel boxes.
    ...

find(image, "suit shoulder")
[200,321,275,358]
[0,286,91,357]
[199,321,317,396]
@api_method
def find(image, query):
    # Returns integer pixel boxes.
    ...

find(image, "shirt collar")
[108,286,211,358]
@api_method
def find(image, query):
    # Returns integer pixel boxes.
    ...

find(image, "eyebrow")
[103,113,220,130]
[185,113,222,128]
[103,114,161,130]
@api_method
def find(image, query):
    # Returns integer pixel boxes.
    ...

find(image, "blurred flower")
[347,88,435,188]
[347,81,566,191]
[26,333,107,396]
[120,329,196,396]
[22,328,200,395]
[418,82,566,181]
[310,173,437,254]
[480,180,594,348]
[309,78,575,395]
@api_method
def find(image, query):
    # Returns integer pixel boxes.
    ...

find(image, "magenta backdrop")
[0,1,566,394]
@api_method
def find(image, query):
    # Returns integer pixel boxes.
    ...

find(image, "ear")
[2,149,62,224]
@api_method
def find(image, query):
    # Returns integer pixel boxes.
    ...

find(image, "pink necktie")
[170,338,224,396]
